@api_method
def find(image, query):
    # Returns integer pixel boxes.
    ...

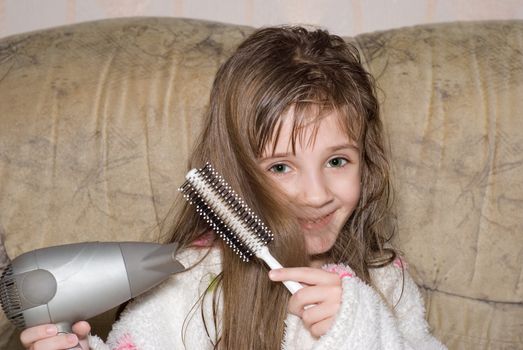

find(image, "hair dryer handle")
[55,321,82,350]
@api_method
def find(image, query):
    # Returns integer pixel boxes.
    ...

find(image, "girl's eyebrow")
[329,143,359,152]
[258,152,292,162]
[259,143,359,162]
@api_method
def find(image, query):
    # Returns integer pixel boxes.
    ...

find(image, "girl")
[20,26,445,349]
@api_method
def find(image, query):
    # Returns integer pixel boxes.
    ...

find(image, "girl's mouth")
[298,211,335,230]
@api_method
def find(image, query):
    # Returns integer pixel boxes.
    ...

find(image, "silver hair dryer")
[0,242,185,336]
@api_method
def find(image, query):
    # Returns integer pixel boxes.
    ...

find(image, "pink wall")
[1,0,523,39]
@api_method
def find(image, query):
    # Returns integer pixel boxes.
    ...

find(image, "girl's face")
[257,109,361,257]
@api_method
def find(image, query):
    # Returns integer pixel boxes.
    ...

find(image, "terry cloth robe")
[88,247,446,350]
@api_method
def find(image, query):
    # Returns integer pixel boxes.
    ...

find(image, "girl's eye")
[327,157,348,168]
[268,163,291,174]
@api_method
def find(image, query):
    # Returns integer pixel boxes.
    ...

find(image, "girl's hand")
[269,267,342,338]
[20,321,91,350]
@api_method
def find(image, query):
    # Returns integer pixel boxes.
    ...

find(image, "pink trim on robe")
[323,264,355,279]
[114,333,137,350]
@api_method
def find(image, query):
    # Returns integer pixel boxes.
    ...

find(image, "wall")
[1,0,523,39]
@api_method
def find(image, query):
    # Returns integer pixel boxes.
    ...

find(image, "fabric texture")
[88,248,445,350]
[0,227,9,274]
[353,21,523,348]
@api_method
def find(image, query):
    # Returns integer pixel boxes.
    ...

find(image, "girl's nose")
[298,171,332,207]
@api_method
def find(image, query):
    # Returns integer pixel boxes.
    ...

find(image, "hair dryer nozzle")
[0,241,185,329]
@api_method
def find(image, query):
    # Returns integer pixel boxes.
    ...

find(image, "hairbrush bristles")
[179,163,273,262]
[179,163,303,294]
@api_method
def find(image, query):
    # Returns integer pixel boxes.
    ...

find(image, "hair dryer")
[0,241,185,336]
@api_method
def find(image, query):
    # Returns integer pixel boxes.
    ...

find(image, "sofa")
[0,17,521,350]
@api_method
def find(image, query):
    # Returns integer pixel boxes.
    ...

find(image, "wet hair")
[169,25,396,349]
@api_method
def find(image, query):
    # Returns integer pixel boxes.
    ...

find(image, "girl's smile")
[258,108,361,256]
[298,210,335,231]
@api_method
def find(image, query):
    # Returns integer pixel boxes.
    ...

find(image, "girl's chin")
[305,236,336,256]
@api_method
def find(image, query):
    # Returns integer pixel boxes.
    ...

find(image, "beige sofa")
[0,17,522,350]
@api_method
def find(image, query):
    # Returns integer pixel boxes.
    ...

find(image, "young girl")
[20,26,446,350]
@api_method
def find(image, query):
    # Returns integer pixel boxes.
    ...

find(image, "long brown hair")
[168,26,396,349]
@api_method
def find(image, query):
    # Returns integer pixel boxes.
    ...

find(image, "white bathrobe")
[89,247,446,350]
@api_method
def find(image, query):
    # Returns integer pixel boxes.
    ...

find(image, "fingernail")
[268,270,278,279]
[46,325,57,335]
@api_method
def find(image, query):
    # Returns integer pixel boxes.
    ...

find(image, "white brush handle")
[257,246,303,294]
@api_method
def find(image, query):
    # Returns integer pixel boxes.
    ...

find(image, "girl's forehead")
[263,107,356,155]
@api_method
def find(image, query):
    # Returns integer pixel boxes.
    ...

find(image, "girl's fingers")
[269,267,340,286]
[20,324,57,348]
[309,317,336,338]
[71,321,91,338]
[300,300,339,328]
[72,321,91,350]
[288,285,342,314]
[270,267,343,338]
[25,332,78,350]
[20,322,89,350]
